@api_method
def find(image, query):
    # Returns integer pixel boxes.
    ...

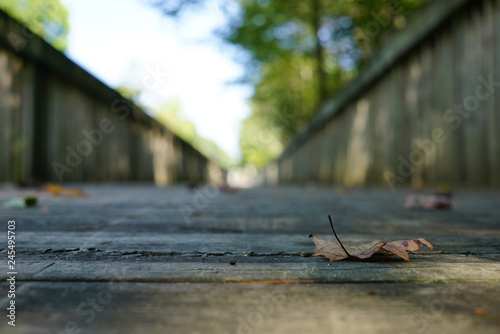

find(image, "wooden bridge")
[1,0,500,333]
[1,184,500,333]
[265,0,500,188]
[0,9,222,185]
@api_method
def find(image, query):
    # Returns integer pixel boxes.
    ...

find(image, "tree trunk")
[312,0,326,107]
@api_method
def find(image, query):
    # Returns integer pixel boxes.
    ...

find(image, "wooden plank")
[489,0,500,186]
[474,3,490,185]
[1,185,499,282]
[433,24,452,184]
[344,100,370,186]
[0,184,499,333]
[366,81,382,183]
[4,255,499,283]
[450,11,467,185]
[336,108,350,184]
[404,51,423,187]
[318,123,334,183]
[375,73,395,184]
[308,131,322,182]
[0,51,12,182]
[462,6,486,185]
[1,282,499,334]
[19,62,34,184]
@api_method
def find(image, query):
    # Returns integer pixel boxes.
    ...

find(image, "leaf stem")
[328,214,350,257]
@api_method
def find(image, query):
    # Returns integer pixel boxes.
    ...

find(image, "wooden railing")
[266,0,500,188]
[0,9,223,185]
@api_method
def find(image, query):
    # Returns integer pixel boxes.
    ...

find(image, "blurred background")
[1,0,498,188]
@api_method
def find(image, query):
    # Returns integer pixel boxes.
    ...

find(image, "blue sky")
[62,0,252,160]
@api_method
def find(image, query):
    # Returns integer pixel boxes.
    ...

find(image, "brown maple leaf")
[309,215,433,262]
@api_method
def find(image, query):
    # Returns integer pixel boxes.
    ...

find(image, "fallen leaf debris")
[310,215,433,262]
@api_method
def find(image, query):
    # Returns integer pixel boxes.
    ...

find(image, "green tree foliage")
[147,0,431,167]
[115,85,144,105]
[0,0,70,51]
[155,98,198,143]
[227,0,430,167]
[239,113,282,169]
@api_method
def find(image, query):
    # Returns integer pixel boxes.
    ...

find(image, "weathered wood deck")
[1,184,499,333]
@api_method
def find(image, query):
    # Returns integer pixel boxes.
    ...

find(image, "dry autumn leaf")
[44,184,87,197]
[404,194,451,210]
[475,308,487,316]
[309,215,433,262]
